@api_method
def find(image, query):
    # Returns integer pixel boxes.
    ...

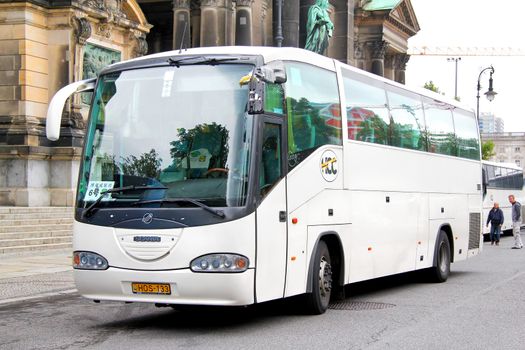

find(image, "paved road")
[1,236,525,350]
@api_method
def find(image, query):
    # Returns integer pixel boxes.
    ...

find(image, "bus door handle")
[279,211,286,222]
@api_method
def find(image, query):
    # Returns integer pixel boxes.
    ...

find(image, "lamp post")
[447,57,461,100]
[476,65,497,121]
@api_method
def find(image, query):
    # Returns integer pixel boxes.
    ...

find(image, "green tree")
[423,81,441,94]
[121,149,162,179]
[482,140,496,160]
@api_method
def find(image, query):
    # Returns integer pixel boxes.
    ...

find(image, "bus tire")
[430,230,451,283]
[305,240,332,314]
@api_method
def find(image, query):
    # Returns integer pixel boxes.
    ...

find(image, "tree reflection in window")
[168,122,230,179]
[284,62,342,168]
[121,149,162,179]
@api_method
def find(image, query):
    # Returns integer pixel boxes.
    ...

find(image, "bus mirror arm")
[248,75,265,114]
[46,78,96,141]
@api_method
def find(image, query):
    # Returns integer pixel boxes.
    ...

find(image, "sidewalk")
[0,249,75,304]
[0,249,72,279]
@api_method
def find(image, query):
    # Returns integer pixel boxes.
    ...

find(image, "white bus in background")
[482,161,524,234]
[46,46,483,315]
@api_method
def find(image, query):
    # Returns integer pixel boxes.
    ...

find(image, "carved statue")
[305,0,334,55]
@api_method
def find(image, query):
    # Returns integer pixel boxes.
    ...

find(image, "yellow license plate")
[131,282,171,295]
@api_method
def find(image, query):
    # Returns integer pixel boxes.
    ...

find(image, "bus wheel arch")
[438,224,454,263]
[304,232,345,314]
[430,226,453,283]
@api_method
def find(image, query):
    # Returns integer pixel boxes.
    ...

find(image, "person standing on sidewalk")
[486,202,504,245]
[508,194,523,249]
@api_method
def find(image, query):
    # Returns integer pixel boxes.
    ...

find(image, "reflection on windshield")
[79,64,254,208]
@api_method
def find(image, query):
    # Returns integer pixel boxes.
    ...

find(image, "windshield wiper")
[131,198,225,219]
[167,56,239,67]
[82,185,168,219]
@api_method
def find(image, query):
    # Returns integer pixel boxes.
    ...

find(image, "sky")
[405,0,525,132]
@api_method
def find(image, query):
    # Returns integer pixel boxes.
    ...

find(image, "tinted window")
[259,123,282,197]
[485,164,524,189]
[343,72,390,145]
[265,83,285,115]
[454,110,480,160]
[424,100,456,156]
[386,87,427,151]
[285,62,342,168]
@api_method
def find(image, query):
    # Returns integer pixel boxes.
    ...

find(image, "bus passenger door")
[255,117,288,303]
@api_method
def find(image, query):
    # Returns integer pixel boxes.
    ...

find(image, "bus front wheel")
[305,240,332,314]
[430,231,451,283]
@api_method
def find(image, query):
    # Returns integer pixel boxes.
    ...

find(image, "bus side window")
[423,100,456,157]
[259,123,282,197]
[343,72,390,145]
[284,62,341,169]
[453,110,480,160]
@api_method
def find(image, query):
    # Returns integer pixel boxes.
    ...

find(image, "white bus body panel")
[255,179,287,303]
[342,140,482,281]
[284,146,345,297]
[73,214,256,305]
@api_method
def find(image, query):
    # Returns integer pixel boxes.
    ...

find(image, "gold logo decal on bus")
[320,150,338,182]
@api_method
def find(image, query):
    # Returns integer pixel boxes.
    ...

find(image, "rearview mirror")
[46,78,96,141]
[254,61,287,84]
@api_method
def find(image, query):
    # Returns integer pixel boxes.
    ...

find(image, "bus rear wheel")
[430,231,451,283]
[305,240,332,314]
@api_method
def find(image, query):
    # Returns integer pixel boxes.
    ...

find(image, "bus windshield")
[78,64,254,210]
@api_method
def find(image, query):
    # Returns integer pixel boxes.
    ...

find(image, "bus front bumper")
[74,267,255,306]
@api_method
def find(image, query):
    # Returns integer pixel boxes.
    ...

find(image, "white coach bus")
[482,161,524,234]
[46,47,483,314]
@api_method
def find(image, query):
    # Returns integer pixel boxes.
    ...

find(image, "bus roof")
[105,46,474,114]
[482,160,523,171]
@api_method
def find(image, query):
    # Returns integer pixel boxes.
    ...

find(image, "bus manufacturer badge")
[142,213,153,224]
[320,150,338,182]
[133,236,161,242]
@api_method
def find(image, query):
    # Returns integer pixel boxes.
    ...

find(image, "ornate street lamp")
[476,65,497,121]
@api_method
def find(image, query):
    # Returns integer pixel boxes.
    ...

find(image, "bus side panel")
[342,190,424,283]
[415,193,430,270]
[284,146,346,298]
[429,194,470,263]
[255,179,287,303]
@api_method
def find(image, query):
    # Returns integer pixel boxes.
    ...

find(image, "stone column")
[282,0,300,47]
[384,55,396,81]
[235,0,253,45]
[172,0,191,50]
[368,40,388,77]
[328,0,354,64]
[395,53,410,84]
[191,1,202,48]
[354,39,365,70]
[200,0,219,46]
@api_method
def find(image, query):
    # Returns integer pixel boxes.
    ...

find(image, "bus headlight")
[73,251,109,270]
[190,254,249,273]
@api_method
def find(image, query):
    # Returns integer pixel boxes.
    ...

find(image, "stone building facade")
[0,1,150,206]
[0,0,419,206]
[482,133,525,169]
